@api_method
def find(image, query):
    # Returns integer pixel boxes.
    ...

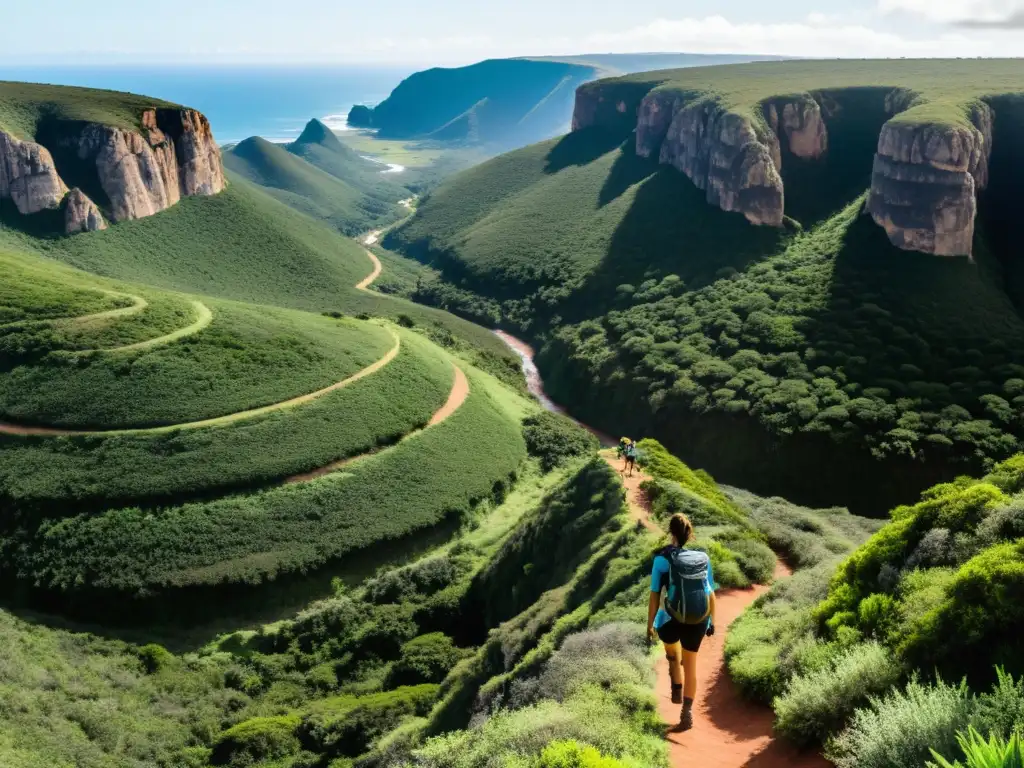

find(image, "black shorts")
[657,618,709,653]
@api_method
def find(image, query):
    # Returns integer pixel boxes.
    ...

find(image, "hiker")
[617,436,631,460]
[624,440,638,477]
[647,513,717,731]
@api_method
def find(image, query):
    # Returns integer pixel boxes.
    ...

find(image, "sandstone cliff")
[0,132,67,215]
[631,91,828,227]
[866,104,992,256]
[64,188,106,234]
[0,107,224,234]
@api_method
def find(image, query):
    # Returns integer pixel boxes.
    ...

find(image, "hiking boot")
[670,684,683,705]
[679,707,694,731]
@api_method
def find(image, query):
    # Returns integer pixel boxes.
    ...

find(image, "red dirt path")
[602,452,831,768]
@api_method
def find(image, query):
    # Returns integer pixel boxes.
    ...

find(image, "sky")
[2,0,1023,65]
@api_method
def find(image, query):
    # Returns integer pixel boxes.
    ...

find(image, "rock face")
[0,107,224,233]
[634,92,828,227]
[0,132,68,214]
[64,188,106,234]
[866,104,992,256]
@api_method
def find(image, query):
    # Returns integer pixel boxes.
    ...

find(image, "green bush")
[827,677,972,768]
[387,634,467,687]
[134,643,174,674]
[536,740,628,768]
[211,714,301,767]
[522,411,599,471]
[773,641,901,746]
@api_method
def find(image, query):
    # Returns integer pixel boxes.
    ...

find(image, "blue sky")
[3,0,1022,64]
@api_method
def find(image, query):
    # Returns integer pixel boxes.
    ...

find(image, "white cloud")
[576,15,1021,58]
[878,0,1024,25]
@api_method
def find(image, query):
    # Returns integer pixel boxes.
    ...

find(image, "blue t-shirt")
[650,550,716,629]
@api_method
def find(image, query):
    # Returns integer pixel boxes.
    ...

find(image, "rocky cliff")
[574,80,996,256]
[631,92,828,227]
[0,107,224,235]
[866,104,992,257]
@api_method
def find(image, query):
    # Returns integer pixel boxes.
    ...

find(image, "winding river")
[494,330,615,447]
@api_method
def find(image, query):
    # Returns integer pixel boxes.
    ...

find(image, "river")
[493,330,615,447]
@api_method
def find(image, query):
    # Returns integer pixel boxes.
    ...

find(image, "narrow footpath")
[602,451,830,768]
[496,327,830,768]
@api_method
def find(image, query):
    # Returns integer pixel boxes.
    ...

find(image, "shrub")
[974,668,1024,741]
[211,714,301,766]
[536,740,628,768]
[522,412,599,471]
[387,633,467,687]
[827,676,972,768]
[134,643,174,674]
[716,533,776,583]
[773,641,901,745]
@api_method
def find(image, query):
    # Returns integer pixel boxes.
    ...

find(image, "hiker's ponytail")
[669,513,693,546]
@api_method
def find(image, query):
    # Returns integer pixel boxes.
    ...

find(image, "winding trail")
[1,290,148,331]
[497,331,830,768]
[98,300,213,354]
[0,246,405,438]
[283,362,469,484]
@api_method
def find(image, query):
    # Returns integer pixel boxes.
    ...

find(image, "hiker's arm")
[647,591,660,640]
[709,591,717,628]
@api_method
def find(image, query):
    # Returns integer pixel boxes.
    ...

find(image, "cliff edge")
[571,60,1024,257]
[0,91,224,235]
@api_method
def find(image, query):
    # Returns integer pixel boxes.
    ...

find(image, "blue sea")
[0,65,415,145]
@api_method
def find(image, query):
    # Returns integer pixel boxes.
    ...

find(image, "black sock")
[683,697,694,712]
[671,683,682,690]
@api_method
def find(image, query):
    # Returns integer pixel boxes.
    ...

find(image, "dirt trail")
[97,300,213,353]
[284,363,469,484]
[0,332,402,437]
[601,451,830,768]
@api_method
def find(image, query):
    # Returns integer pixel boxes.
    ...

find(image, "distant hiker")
[624,441,638,477]
[647,513,717,731]
[617,436,631,459]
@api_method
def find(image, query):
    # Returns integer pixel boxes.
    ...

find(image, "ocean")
[0,65,415,145]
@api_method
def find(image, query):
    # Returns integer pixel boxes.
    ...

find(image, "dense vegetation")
[2,367,528,609]
[224,120,410,236]
[387,66,1024,510]
[725,453,1024,767]
[0,330,452,504]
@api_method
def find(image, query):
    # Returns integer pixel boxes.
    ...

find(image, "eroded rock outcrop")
[0,132,67,214]
[766,98,829,161]
[867,104,992,256]
[1,107,224,233]
[64,188,106,234]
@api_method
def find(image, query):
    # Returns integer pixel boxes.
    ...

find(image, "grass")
[0,329,453,505]
[3,363,529,600]
[0,261,395,429]
[337,130,456,168]
[0,80,178,138]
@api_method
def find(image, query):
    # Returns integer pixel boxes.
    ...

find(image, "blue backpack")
[662,547,712,625]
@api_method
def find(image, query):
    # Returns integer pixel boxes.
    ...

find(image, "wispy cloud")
[957,9,1024,27]
[878,0,1024,26]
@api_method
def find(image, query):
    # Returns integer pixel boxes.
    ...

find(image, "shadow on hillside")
[543,128,629,174]
[781,88,890,227]
[596,141,658,208]
[563,159,788,322]
[0,512,465,653]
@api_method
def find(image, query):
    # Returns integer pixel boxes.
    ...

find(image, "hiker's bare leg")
[664,641,683,686]
[681,649,698,700]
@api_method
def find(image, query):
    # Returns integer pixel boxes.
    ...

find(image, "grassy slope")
[0,80,178,138]
[0,329,453,504]
[5,363,529,601]
[223,122,410,236]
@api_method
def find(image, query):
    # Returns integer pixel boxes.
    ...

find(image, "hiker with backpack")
[624,441,638,477]
[647,513,717,730]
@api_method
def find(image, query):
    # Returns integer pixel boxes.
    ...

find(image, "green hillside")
[387,59,1024,513]
[223,121,410,235]
[0,80,178,138]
